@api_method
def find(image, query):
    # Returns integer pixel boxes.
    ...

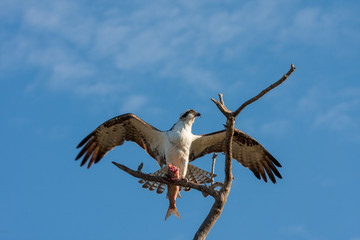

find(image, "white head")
[179,109,201,124]
[170,109,201,131]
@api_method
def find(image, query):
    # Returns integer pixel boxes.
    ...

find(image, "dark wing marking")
[76,113,166,168]
[189,129,282,183]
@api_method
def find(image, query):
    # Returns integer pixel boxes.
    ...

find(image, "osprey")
[75,109,282,218]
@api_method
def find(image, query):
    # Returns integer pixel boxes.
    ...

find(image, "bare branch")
[211,93,233,117]
[202,182,224,198]
[210,98,230,117]
[194,101,235,240]
[194,64,295,240]
[112,161,219,198]
[222,117,235,189]
[137,162,144,171]
[218,93,224,105]
[233,64,296,117]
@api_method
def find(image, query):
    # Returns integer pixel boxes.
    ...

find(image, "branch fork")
[112,64,296,240]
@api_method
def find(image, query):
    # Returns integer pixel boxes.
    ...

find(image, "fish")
[165,163,181,220]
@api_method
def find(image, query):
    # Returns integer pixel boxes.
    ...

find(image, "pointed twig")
[218,94,224,105]
[137,162,144,171]
[233,64,296,117]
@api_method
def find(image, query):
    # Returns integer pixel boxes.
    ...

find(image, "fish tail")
[165,204,180,221]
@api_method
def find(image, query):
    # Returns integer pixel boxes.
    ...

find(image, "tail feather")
[186,164,216,184]
[165,205,180,221]
[139,166,168,194]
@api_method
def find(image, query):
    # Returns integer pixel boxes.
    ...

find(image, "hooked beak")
[195,112,201,118]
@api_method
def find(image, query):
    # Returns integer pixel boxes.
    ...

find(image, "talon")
[165,174,178,182]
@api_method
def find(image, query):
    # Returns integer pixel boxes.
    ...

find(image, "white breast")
[165,128,193,178]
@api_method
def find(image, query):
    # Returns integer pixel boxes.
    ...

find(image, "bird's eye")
[181,112,189,118]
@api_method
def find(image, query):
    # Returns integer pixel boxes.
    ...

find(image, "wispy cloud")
[120,94,148,113]
[277,4,360,49]
[297,86,360,140]
[180,66,220,91]
[282,224,307,234]
[280,224,322,240]
[1,0,359,99]
[314,100,359,131]
[23,1,94,46]
[260,119,289,137]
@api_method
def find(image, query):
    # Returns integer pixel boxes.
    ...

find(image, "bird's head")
[171,109,201,131]
[179,109,201,123]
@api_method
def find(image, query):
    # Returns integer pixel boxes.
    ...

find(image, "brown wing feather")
[75,113,166,168]
[189,129,282,183]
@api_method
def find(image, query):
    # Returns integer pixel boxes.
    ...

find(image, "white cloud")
[277,4,359,47]
[283,224,306,234]
[260,119,289,137]
[74,82,127,96]
[297,86,360,140]
[25,6,62,29]
[121,94,148,113]
[50,63,94,87]
[280,224,323,240]
[297,86,322,113]
[2,0,359,97]
[314,100,358,131]
[23,1,94,46]
[181,66,220,91]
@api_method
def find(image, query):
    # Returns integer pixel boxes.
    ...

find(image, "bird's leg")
[165,173,178,181]
[181,177,189,184]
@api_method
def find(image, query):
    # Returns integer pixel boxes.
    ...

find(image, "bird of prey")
[75,109,282,219]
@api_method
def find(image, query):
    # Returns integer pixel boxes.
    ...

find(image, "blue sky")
[1,0,360,239]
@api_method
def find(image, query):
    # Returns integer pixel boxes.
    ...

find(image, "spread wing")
[75,113,166,168]
[189,129,282,183]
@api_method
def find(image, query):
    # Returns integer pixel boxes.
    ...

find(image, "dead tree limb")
[112,64,296,240]
[193,113,235,240]
[233,63,296,117]
[194,63,296,240]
